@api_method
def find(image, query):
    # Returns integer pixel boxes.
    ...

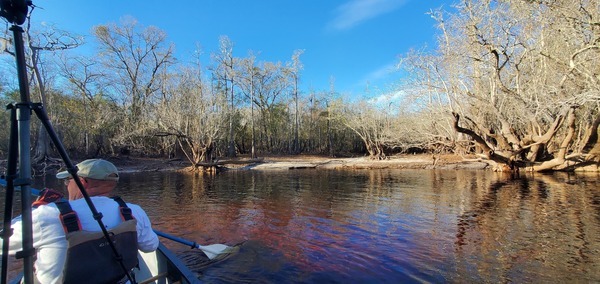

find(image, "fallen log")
[194,158,264,168]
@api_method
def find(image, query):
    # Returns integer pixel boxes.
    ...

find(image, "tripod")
[0,2,135,284]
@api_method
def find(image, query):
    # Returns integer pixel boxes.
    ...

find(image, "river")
[22,169,600,282]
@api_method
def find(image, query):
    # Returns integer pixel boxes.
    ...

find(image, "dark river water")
[17,169,600,282]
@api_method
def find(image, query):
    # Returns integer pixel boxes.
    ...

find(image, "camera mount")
[0,0,30,25]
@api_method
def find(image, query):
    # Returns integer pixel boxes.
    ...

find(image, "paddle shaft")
[154,230,198,249]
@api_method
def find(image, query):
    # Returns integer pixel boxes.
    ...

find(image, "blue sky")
[31,0,454,97]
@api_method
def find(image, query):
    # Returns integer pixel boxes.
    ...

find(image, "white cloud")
[368,90,404,106]
[327,0,408,31]
[362,62,397,83]
[348,61,399,93]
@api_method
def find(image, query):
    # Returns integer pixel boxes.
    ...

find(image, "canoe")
[7,243,199,284]
[135,243,200,284]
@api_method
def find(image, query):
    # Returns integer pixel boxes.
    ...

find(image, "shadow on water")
[194,240,305,283]
[181,240,413,284]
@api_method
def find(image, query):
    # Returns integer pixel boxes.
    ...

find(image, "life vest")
[52,196,139,284]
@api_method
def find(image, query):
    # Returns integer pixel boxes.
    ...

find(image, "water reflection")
[3,169,599,283]
[454,173,600,283]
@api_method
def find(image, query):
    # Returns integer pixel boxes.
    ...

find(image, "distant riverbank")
[104,154,491,174]
[0,154,492,176]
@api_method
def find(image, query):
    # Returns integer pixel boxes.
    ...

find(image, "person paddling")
[3,159,159,283]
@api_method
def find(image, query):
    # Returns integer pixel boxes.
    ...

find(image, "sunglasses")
[64,177,89,185]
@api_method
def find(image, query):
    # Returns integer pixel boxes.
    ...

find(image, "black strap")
[57,197,133,233]
[55,201,81,233]
[111,196,134,221]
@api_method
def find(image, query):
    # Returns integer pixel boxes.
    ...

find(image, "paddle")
[0,179,234,260]
[153,230,236,260]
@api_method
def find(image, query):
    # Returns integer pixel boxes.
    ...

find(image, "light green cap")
[56,159,119,181]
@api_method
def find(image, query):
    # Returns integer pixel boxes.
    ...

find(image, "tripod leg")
[3,24,35,284]
[1,104,19,284]
[14,102,34,284]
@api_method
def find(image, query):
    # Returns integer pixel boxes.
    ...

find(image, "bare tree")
[211,36,238,157]
[252,61,289,152]
[1,9,82,165]
[399,0,599,172]
[237,53,259,158]
[287,49,304,154]
[93,17,174,151]
[57,54,120,156]
[155,55,228,167]
[341,100,387,159]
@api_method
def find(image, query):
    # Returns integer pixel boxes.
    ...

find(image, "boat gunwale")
[154,242,200,284]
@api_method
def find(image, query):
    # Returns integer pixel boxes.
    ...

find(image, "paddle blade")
[197,244,239,260]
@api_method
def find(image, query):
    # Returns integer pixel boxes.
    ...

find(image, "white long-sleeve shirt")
[4,196,159,284]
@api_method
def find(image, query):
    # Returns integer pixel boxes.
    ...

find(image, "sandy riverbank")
[0,154,491,176]
[104,154,491,173]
